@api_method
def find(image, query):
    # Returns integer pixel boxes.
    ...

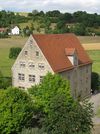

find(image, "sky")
[0,0,100,14]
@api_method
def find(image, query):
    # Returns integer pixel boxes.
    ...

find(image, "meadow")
[0,36,28,76]
[0,36,100,77]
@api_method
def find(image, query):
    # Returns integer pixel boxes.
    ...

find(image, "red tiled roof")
[0,28,6,32]
[65,48,75,56]
[33,34,92,73]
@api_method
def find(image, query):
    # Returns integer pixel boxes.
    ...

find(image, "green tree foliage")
[0,32,8,38]
[22,26,33,36]
[0,71,11,89]
[91,72,100,93]
[46,10,60,17]
[0,87,34,134]
[0,10,28,28]
[20,127,46,134]
[70,23,86,35]
[9,47,21,59]
[29,73,93,134]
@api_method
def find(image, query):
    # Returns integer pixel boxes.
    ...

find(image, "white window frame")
[29,75,35,82]
[20,61,25,68]
[29,62,35,69]
[18,73,25,81]
[38,63,45,70]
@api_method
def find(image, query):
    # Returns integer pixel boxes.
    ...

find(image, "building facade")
[12,34,92,99]
[11,26,19,35]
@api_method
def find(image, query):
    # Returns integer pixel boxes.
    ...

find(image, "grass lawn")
[0,36,100,77]
[87,50,100,73]
[0,36,28,77]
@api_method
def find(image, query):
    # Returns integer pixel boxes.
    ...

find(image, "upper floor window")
[38,63,45,70]
[20,61,25,67]
[29,62,35,69]
[30,40,33,45]
[18,73,25,81]
[29,75,35,82]
[36,51,39,56]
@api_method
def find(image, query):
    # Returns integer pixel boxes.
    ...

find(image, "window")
[86,76,88,83]
[29,75,35,82]
[19,86,25,89]
[40,76,44,82]
[38,63,45,69]
[86,68,88,73]
[29,62,35,69]
[20,61,25,67]
[30,40,33,44]
[36,51,39,56]
[25,51,28,55]
[18,73,25,81]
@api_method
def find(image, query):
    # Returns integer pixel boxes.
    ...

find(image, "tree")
[0,87,34,134]
[91,72,100,93]
[29,73,93,134]
[9,47,21,59]
[0,71,11,89]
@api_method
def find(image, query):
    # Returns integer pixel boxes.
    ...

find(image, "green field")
[0,36,28,77]
[87,50,100,73]
[0,36,100,77]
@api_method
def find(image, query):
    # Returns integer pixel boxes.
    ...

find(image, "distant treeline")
[28,10,100,27]
[0,10,28,28]
[0,10,100,36]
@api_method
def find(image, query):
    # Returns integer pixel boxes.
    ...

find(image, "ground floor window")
[29,75,35,82]
[40,76,44,83]
[18,73,25,81]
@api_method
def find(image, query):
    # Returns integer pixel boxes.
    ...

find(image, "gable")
[12,35,54,73]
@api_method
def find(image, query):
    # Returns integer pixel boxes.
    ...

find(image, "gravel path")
[89,93,100,124]
[89,93,100,134]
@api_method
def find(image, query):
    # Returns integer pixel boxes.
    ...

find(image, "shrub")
[9,47,21,59]
[0,87,34,134]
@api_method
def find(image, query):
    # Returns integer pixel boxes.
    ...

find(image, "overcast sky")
[0,0,100,14]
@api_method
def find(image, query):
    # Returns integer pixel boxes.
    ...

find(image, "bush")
[9,47,21,59]
[29,73,93,134]
[0,87,34,134]
[91,72,100,93]
[0,71,11,89]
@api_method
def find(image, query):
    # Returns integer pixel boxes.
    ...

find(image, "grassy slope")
[0,36,28,77]
[0,36,100,77]
[87,50,100,73]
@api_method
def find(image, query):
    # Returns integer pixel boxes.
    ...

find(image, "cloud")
[0,0,100,13]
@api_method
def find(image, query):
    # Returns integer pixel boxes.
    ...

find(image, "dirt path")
[82,43,100,50]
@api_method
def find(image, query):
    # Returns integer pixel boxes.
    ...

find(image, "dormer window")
[36,51,39,56]
[65,48,78,66]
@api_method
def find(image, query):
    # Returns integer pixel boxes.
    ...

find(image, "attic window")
[36,51,39,56]
[30,40,33,45]
[25,51,28,55]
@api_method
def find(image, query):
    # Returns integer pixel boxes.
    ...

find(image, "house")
[11,26,20,35]
[12,34,92,99]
